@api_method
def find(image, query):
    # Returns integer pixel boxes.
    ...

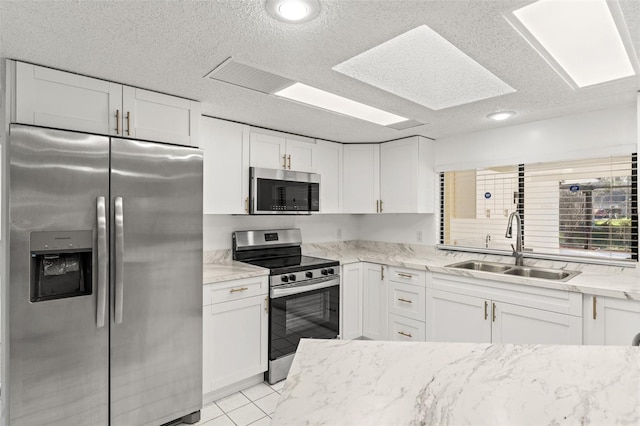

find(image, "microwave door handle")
[96,196,108,328]
[114,197,124,324]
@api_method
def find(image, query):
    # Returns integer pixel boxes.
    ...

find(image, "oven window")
[269,285,339,360]
[257,178,319,212]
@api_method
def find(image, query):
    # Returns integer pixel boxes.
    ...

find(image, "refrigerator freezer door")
[8,125,110,425]
[109,138,203,425]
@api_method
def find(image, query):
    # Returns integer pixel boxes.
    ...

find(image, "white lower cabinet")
[362,263,388,340]
[583,295,640,346]
[202,277,268,396]
[388,313,426,342]
[430,275,582,345]
[340,263,363,340]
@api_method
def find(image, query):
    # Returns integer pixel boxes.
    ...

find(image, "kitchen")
[0,0,639,425]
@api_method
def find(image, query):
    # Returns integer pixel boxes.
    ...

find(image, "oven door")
[269,278,339,361]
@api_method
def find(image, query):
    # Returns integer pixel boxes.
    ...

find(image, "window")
[440,155,637,263]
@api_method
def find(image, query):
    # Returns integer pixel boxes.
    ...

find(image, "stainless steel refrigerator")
[5,125,203,425]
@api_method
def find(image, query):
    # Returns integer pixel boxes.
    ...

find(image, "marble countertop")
[272,339,640,425]
[202,260,268,285]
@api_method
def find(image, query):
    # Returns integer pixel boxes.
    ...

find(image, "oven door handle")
[270,278,339,299]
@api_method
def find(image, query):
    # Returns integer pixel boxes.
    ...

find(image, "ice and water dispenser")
[30,231,93,302]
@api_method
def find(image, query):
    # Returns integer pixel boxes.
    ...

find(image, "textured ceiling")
[0,0,638,143]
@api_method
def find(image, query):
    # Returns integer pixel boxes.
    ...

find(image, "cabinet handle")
[282,154,287,169]
[245,197,249,213]
[593,296,597,320]
[484,300,488,320]
[115,109,121,135]
[381,265,384,280]
[492,302,496,322]
[287,154,291,170]
[397,273,413,279]
[398,331,412,338]
[380,200,383,213]
[229,287,248,293]
[265,296,269,314]
[126,111,131,136]
[398,298,412,304]
[376,200,379,213]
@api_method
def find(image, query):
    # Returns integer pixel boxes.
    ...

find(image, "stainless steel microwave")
[250,167,320,214]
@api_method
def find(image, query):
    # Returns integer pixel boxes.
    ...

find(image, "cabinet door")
[122,86,200,146]
[362,263,388,340]
[380,138,418,213]
[341,263,363,340]
[431,290,491,343]
[200,117,250,214]
[584,295,640,346]
[286,139,315,172]
[204,295,268,394]
[492,302,582,345]
[314,140,343,213]
[250,132,286,169]
[14,61,122,135]
[343,144,380,213]
[388,313,426,342]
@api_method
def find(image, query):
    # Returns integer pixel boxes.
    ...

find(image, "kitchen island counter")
[272,339,640,425]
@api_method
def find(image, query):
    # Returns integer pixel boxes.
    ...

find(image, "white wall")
[435,104,638,171]
[203,214,359,250]
[357,214,437,245]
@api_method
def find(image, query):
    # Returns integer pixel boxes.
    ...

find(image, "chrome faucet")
[505,211,524,266]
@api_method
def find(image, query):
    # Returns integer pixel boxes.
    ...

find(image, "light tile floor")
[196,381,285,426]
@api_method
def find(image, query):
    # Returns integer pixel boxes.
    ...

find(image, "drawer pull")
[398,298,412,304]
[397,273,413,278]
[398,331,412,338]
[229,287,248,293]
[593,296,597,320]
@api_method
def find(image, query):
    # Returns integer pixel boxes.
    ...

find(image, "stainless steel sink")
[446,260,512,273]
[445,260,580,282]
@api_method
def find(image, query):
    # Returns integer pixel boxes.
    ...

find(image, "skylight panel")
[332,25,516,111]
[508,0,637,88]
[274,83,409,126]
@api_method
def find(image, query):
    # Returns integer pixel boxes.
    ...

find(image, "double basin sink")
[445,260,581,282]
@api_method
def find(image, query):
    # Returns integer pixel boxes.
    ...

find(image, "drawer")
[388,313,426,342]
[205,276,268,305]
[388,266,426,287]
[388,281,426,322]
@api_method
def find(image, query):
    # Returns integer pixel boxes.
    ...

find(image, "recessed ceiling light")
[507,0,638,88]
[265,0,320,23]
[333,25,516,111]
[486,111,516,121]
[274,83,409,126]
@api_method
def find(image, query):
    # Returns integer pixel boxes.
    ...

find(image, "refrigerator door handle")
[96,196,108,328]
[115,196,124,324]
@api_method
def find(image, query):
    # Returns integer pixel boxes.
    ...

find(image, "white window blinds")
[441,155,637,262]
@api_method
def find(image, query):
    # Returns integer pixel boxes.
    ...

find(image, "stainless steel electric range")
[232,229,340,384]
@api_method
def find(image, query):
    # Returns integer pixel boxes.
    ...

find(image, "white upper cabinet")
[249,130,315,172]
[343,144,380,213]
[12,61,200,146]
[122,86,200,147]
[201,116,250,214]
[14,61,121,136]
[380,136,435,214]
[314,140,343,213]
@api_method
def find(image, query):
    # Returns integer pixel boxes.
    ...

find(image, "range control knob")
[305,271,313,278]
[327,268,335,275]
[321,269,328,276]
[281,275,289,283]
[289,274,296,282]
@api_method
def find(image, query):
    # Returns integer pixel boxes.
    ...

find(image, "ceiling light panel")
[333,25,516,111]
[274,83,409,126]
[508,0,637,88]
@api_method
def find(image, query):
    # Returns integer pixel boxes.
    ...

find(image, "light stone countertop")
[272,339,640,426]
[201,241,640,299]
